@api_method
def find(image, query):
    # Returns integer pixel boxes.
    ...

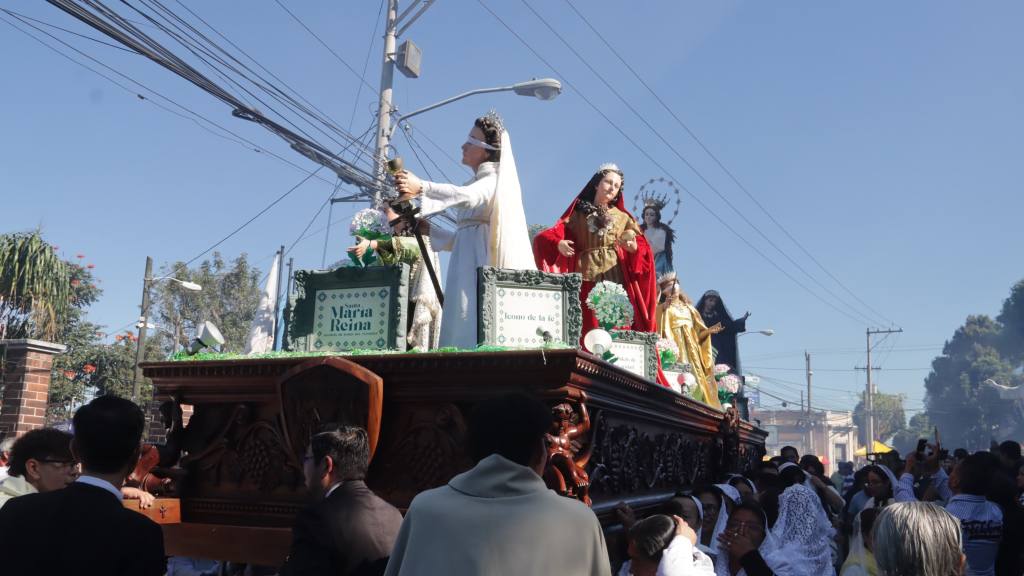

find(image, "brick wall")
[0,340,66,437]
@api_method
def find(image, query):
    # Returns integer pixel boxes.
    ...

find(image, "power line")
[0,8,136,53]
[475,0,871,327]
[0,9,338,189]
[560,0,897,328]
[746,366,931,373]
[518,0,883,328]
[271,0,378,95]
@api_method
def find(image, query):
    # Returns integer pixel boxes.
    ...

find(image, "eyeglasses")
[727,521,765,533]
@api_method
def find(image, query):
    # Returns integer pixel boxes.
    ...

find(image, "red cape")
[533,195,658,332]
[533,194,668,386]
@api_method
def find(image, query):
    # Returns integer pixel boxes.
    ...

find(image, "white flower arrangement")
[713,363,732,379]
[349,208,390,237]
[586,281,633,330]
[719,373,741,394]
[656,337,679,366]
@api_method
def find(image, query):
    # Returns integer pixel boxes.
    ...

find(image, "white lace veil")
[488,130,536,270]
[762,484,836,576]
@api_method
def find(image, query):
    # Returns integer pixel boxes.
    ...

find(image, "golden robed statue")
[656,272,723,408]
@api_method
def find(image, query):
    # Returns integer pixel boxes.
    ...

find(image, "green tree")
[996,279,1024,363]
[852,391,906,446]
[150,252,261,355]
[924,314,1019,450]
[0,231,73,340]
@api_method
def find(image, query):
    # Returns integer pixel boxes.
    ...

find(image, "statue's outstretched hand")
[557,239,575,258]
[394,170,422,200]
[708,322,725,335]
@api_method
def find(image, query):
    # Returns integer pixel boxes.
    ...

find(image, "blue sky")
[4,1,1022,417]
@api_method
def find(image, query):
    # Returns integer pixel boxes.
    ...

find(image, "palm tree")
[0,231,72,341]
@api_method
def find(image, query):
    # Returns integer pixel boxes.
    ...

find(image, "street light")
[151,276,202,292]
[387,77,562,139]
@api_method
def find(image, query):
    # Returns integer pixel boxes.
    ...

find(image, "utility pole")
[373,0,399,204]
[861,327,903,449]
[806,351,813,455]
[132,256,153,402]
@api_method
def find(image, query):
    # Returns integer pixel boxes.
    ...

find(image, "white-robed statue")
[395,111,536,348]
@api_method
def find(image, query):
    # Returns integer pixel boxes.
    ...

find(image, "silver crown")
[483,109,505,135]
[597,162,621,173]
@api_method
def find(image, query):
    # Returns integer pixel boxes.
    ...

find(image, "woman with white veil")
[717,486,835,576]
[396,111,535,349]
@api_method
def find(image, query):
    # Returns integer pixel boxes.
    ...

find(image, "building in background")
[755,409,859,474]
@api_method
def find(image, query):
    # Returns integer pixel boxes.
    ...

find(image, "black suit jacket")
[0,481,165,576]
[280,480,403,576]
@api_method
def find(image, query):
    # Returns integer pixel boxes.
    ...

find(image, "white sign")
[493,286,564,346]
[311,287,391,351]
[610,341,647,378]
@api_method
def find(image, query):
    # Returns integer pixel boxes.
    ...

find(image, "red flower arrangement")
[70,279,81,287]
[63,370,76,380]
[82,364,97,374]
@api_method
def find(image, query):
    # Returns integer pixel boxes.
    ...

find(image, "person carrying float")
[533,163,659,336]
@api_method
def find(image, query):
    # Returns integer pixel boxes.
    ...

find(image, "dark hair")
[72,395,145,474]
[778,464,807,488]
[467,393,552,467]
[664,495,702,524]
[999,440,1022,461]
[8,428,74,477]
[629,514,676,562]
[859,507,879,543]
[755,471,782,494]
[799,454,826,477]
[958,453,994,496]
[576,167,625,207]
[473,115,501,162]
[759,489,780,528]
[311,425,369,481]
[780,446,799,458]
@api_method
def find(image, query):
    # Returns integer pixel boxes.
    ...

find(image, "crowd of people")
[0,393,1022,576]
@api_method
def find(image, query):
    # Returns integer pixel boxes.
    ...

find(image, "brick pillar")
[0,339,66,436]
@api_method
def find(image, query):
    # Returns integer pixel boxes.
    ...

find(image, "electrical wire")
[518,0,882,328]
[560,0,898,328]
[475,0,872,327]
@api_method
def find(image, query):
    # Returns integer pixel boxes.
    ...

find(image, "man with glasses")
[0,428,77,509]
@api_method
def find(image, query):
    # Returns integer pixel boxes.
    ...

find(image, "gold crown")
[642,191,669,211]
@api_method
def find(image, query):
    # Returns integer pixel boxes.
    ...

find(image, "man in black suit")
[279,425,403,576]
[0,395,166,575]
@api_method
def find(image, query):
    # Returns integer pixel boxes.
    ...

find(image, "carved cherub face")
[553,403,573,422]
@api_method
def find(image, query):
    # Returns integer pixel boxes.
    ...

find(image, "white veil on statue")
[488,130,536,270]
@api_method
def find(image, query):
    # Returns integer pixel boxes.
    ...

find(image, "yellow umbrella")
[854,440,894,457]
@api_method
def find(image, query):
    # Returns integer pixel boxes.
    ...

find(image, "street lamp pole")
[132,256,153,402]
